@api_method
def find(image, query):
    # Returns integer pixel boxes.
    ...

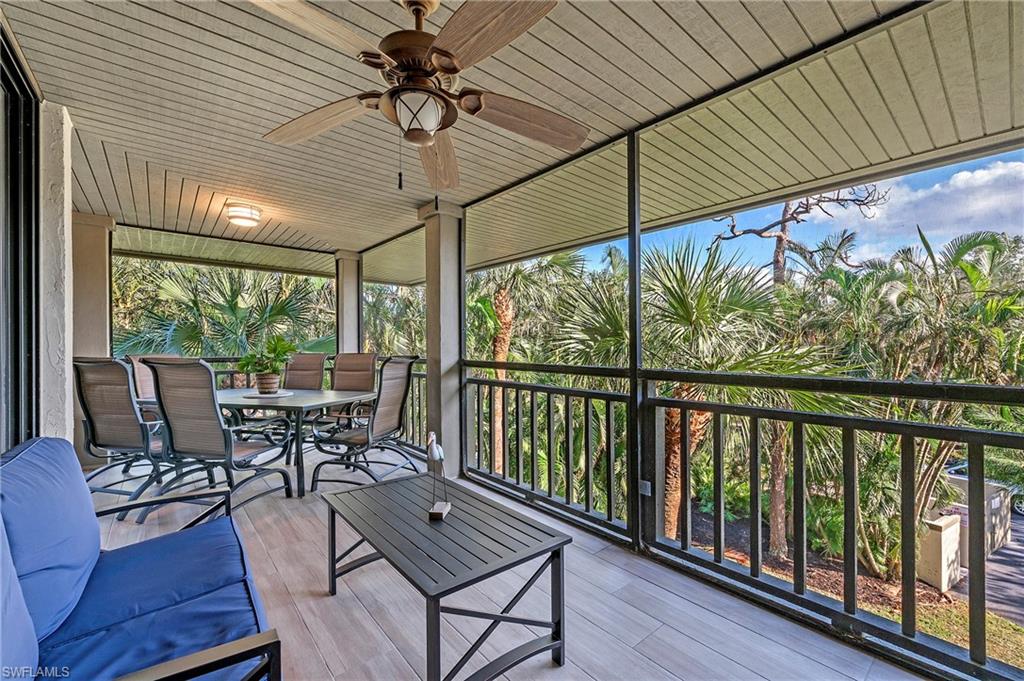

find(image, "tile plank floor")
[94,447,922,681]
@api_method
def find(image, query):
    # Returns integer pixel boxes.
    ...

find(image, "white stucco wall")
[37,101,74,440]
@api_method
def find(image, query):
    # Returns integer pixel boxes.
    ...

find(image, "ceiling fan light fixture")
[226,202,262,228]
[394,90,445,147]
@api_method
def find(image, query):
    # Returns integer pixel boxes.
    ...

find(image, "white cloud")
[807,161,1024,246]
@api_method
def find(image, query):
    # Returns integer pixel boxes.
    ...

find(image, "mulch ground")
[686,502,952,610]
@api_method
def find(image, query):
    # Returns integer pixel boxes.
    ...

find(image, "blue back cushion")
[1,518,38,673]
[0,438,100,640]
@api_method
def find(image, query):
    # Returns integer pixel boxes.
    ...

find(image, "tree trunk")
[772,202,792,286]
[765,203,794,560]
[767,420,789,560]
[491,287,515,475]
[663,385,712,540]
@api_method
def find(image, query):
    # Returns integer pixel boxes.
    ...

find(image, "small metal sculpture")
[426,431,451,520]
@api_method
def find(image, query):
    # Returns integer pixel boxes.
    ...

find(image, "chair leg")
[116,472,163,522]
[228,467,293,509]
[310,454,380,491]
[136,464,213,524]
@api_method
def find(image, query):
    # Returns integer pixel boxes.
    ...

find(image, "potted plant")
[237,335,298,394]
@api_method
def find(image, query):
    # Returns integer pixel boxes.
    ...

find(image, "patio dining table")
[216,388,377,498]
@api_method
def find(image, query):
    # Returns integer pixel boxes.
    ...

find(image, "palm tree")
[113,262,335,357]
[362,283,425,356]
[469,252,585,473]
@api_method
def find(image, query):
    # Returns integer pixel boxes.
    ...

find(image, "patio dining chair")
[323,351,378,426]
[310,356,420,490]
[127,353,177,401]
[284,352,328,390]
[72,359,170,515]
[141,358,293,520]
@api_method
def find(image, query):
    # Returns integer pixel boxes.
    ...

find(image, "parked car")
[945,460,1024,516]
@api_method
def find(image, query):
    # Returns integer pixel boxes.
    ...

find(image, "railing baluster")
[749,416,760,577]
[680,409,691,550]
[564,395,574,506]
[793,421,806,595]
[968,441,986,664]
[713,412,724,563]
[546,392,555,498]
[606,400,614,523]
[530,390,538,492]
[843,427,857,614]
[584,397,593,513]
[475,383,483,470]
[415,376,420,443]
[900,434,916,637]
[500,387,509,479]
[488,385,495,475]
[515,389,523,486]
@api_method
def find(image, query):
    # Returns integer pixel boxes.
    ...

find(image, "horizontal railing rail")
[463,359,629,379]
[640,367,1024,405]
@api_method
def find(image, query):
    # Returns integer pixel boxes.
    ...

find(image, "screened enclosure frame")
[454,5,1024,675]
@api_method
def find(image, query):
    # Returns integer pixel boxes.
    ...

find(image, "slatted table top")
[321,474,571,598]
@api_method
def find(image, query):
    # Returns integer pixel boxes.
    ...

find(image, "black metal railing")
[463,361,630,538]
[462,359,1024,680]
[402,367,428,450]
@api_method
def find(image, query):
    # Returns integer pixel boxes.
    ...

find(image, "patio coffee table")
[322,473,571,681]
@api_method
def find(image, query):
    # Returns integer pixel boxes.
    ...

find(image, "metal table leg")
[293,409,305,497]
[328,508,337,596]
[551,546,565,665]
[426,597,441,681]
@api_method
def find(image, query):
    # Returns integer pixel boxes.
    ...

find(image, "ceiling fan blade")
[419,129,460,191]
[429,0,557,74]
[459,90,589,152]
[264,95,373,145]
[258,1,395,67]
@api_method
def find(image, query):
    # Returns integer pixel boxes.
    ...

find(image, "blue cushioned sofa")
[0,438,281,680]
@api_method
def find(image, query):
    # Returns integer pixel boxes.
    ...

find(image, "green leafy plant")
[236,335,297,376]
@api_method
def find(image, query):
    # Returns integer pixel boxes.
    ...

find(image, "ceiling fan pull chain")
[397,129,404,190]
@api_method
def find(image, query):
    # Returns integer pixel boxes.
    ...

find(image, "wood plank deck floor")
[95,448,922,681]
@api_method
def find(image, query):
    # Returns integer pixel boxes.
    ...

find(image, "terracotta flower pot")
[255,373,280,394]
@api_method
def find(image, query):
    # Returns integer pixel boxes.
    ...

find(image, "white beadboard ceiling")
[113,225,336,277]
[6,1,1021,284]
[465,0,1024,277]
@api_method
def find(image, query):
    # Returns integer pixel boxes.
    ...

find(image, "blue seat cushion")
[0,438,100,640]
[1,518,38,674]
[37,580,266,681]
[43,517,250,648]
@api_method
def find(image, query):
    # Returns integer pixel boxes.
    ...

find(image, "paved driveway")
[954,513,1024,626]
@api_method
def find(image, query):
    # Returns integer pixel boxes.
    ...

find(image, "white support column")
[335,249,362,353]
[38,101,74,441]
[72,212,114,463]
[421,199,462,477]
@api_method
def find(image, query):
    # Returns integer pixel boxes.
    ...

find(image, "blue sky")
[578,148,1024,271]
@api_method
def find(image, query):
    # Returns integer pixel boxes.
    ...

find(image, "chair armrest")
[96,487,231,528]
[115,629,281,681]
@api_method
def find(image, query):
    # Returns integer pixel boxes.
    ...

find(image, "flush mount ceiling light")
[226,202,261,228]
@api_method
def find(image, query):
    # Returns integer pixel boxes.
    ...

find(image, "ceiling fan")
[260,0,591,191]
